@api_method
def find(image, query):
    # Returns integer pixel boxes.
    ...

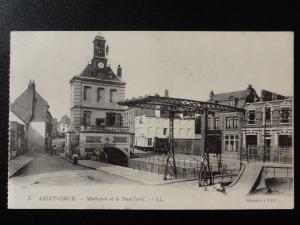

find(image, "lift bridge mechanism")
[118,95,245,186]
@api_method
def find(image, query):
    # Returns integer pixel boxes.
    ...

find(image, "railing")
[129,154,239,183]
[242,146,293,164]
[80,125,130,133]
[263,166,294,179]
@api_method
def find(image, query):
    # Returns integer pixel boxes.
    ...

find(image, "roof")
[210,90,250,108]
[77,64,125,84]
[60,115,70,124]
[209,86,260,108]
[212,90,250,102]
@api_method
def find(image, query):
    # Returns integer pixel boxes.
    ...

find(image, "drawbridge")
[118,95,245,186]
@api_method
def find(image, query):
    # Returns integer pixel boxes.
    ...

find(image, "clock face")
[98,62,104,68]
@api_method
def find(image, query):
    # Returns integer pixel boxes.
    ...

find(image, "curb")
[76,160,198,186]
[9,158,34,178]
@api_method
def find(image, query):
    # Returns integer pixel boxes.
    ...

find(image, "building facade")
[242,96,293,163]
[207,84,260,159]
[58,115,70,136]
[10,80,53,154]
[66,35,130,162]
[51,118,59,138]
[9,121,26,159]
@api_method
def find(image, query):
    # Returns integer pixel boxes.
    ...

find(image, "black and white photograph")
[7,31,294,209]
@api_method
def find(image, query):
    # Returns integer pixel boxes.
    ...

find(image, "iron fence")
[129,154,239,182]
[242,146,293,164]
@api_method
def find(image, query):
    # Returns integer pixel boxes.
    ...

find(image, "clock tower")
[91,35,108,69]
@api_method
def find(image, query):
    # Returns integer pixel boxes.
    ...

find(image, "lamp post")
[263,104,267,163]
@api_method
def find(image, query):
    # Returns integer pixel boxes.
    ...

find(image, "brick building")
[242,91,293,163]
[207,84,260,159]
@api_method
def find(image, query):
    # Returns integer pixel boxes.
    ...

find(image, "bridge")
[119,95,245,185]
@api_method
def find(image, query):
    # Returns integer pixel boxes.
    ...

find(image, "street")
[9,154,143,186]
[8,154,293,209]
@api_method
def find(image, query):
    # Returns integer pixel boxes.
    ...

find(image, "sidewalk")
[9,156,34,178]
[78,160,194,185]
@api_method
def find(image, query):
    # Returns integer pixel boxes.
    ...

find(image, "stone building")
[10,80,53,154]
[66,35,130,165]
[58,115,70,136]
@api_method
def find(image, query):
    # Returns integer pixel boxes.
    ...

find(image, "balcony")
[80,125,130,133]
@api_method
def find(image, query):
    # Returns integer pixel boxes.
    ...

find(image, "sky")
[10,31,293,120]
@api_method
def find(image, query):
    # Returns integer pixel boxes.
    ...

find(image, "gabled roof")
[10,82,51,124]
[209,86,259,108]
[212,90,250,102]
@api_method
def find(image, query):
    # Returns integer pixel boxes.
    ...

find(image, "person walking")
[53,145,57,155]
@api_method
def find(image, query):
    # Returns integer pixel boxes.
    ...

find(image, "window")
[265,107,271,123]
[97,88,104,102]
[163,128,168,135]
[106,113,121,126]
[278,135,292,149]
[225,135,239,151]
[110,89,117,103]
[82,111,91,126]
[233,116,238,128]
[280,107,290,123]
[83,86,91,102]
[148,138,152,146]
[96,118,105,126]
[226,117,231,129]
[214,117,220,129]
[248,110,255,125]
[195,116,201,134]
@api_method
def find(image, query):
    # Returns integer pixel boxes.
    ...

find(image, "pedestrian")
[53,145,57,155]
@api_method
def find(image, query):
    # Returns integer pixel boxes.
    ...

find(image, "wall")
[134,115,196,148]
[79,132,130,159]
[71,79,126,130]
[242,98,293,162]
[27,121,46,154]
[9,121,26,159]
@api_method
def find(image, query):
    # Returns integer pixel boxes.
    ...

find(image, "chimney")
[117,65,122,79]
[164,89,169,97]
[28,80,35,91]
[209,90,214,100]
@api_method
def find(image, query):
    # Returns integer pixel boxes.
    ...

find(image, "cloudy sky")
[10,31,293,120]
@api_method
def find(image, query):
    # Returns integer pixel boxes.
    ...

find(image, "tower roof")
[94,35,106,42]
